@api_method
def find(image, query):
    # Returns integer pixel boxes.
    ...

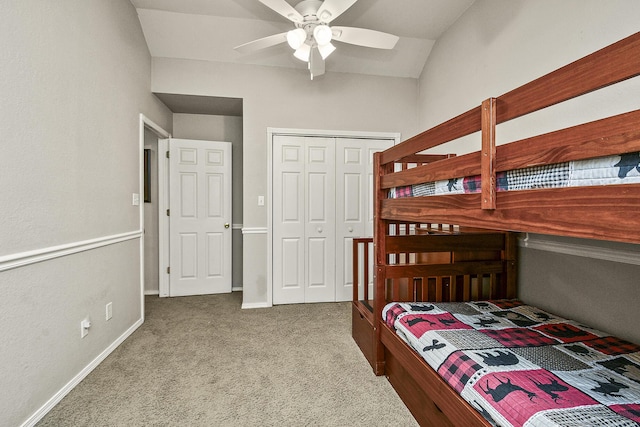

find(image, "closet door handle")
[317,227,323,233]
[224,223,230,229]
[348,227,353,233]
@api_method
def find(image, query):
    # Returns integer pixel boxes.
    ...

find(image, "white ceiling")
[131,0,475,80]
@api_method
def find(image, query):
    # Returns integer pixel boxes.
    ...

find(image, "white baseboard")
[144,290,160,296]
[241,301,272,309]
[20,317,144,427]
[232,286,243,292]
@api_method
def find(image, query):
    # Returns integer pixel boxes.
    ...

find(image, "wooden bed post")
[373,152,390,376]
[481,97,497,210]
[504,232,518,299]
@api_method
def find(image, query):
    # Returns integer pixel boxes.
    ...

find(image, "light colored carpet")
[37,293,419,426]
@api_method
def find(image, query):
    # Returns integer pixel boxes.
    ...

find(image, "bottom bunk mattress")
[382,300,640,426]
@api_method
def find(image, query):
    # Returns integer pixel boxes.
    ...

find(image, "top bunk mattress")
[390,151,640,199]
[383,300,640,426]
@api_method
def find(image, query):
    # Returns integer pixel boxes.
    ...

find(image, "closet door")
[335,138,394,302]
[272,135,335,304]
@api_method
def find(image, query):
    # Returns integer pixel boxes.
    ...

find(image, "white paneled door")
[272,133,393,304]
[273,136,335,304]
[335,139,392,301]
[169,139,232,296]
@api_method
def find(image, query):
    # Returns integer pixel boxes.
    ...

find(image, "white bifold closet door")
[273,136,335,304]
[273,134,393,305]
[335,138,392,302]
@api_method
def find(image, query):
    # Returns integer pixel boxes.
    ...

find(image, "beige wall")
[152,59,420,305]
[416,0,640,342]
[0,1,172,425]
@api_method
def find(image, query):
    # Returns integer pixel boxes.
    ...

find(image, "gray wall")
[152,59,420,305]
[0,1,172,425]
[172,113,244,290]
[416,0,640,342]
[519,237,640,344]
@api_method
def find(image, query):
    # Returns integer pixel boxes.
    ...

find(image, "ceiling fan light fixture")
[318,42,336,59]
[313,25,333,46]
[293,43,311,62]
[319,10,332,22]
[286,28,307,50]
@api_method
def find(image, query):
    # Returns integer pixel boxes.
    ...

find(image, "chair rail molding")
[520,233,640,266]
[0,230,143,273]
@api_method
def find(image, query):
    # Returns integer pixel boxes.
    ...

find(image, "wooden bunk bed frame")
[352,31,640,426]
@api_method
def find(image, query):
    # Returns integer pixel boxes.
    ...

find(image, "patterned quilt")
[383,300,640,426]
[390,151,640,198]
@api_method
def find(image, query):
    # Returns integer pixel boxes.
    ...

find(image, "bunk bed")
[352,31,640,426]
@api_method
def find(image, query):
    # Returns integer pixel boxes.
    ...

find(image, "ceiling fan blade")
[309,48,325,79]
[316,0,358,24]
[331,26,399,49]
[258,0,304,23]
[234,32,288,54]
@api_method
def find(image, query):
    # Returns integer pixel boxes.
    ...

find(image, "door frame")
[267,128,400,307]
[138,114,170,307]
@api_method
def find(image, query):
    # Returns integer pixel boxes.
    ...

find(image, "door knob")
[348,227,353,233]
[317,227,323,233]
[224,223,230,229]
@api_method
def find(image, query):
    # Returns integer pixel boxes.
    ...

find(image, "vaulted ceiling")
[130,0,475,80]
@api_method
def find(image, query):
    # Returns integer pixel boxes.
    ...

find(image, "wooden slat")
[463,276,471,301]
[397,154,453,164]
[381,106,482,165]
[364,240,370,300]
[490,273,498,299]
[504,232,518,299]
[481,98,497,210]
[435,277,443,302]
[385,233,506,253]
[381,184,640,244]
[472,276,480,300]
[384,261,504,278]
[381,152,481,189]
[496,109,640,172]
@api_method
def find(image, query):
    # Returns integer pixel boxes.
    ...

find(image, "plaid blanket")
[390,151,640,198]
[383,300,640,426]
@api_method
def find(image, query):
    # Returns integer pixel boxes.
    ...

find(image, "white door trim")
[266,128,400,307]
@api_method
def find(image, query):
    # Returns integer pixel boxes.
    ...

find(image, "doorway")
[139,114,171,316]
[163,138,233,296]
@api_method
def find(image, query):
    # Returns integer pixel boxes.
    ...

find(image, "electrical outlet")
[81,318,91,338]
[106,302,113,321]
[258,195,265,206]
[132,193,140,206]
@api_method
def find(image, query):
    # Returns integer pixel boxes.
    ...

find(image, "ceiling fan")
[234,0,400,80]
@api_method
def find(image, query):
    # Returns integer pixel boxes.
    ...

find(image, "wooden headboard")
[375,31,640,244]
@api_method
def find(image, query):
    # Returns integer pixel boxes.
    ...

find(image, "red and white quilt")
[383,300,640,426]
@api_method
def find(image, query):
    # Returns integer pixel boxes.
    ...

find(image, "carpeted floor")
[37,293,418,426]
